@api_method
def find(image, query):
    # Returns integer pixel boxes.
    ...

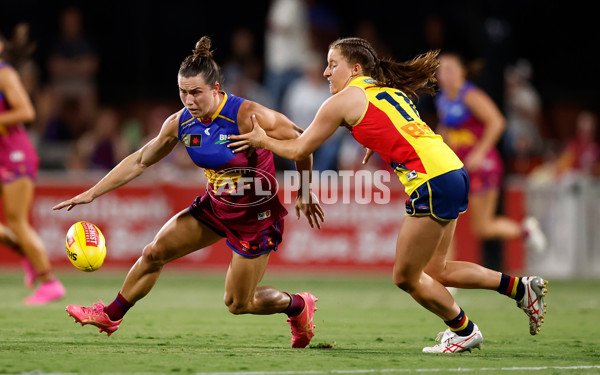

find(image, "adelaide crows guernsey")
[348,76,463,195]
[178,91,287,230]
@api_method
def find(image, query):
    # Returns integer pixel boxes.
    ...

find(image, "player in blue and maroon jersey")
[0,32,65,305]
[53,36,323,348]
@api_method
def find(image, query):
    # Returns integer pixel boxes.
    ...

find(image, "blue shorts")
[405,167,469,221]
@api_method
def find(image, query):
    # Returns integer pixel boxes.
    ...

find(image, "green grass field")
[1,268,599,375]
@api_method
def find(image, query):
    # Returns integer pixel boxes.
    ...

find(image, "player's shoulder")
[160,108,186,135]
[0,62,19,86]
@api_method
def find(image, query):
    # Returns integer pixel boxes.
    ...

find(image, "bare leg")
[393,215,460,321]
[424,218,502,290]
[224,252,292,315]
[469,189,523,240]
[119,210,223,304]
[0,222,21,252]
[2,178,53,282]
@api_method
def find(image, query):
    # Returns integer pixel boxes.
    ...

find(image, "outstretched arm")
[236,101,325,228]
[53,113,181,211]
[229,91,352,161]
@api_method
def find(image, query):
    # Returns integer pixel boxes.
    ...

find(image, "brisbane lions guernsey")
[0,60,40,183]
[178,91,287,230]
[347,76,463,195]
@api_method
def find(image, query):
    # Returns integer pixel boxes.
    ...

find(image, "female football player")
[54,36,322,348]
[434,52,546,254]
[0,32,65,304]
[228,37,548,353]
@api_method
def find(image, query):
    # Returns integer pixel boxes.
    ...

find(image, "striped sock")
[104,292,134,321]
[497,273,525,301]
[444,308,475,337]
[282,293,306,317]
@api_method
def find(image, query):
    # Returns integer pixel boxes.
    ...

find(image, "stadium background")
[1,0,599,278]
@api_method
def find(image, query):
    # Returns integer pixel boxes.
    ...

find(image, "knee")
[224,294,249,315]
[424,266,449,286]
[470,221,490,239]
[141,241,168,269]
[3,214,27,233]
[393,271,417,293]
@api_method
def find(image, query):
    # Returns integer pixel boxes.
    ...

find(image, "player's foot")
[21,257,36,289]
[66,300,123,336]
[23,279,65,305]
[523,217,547,254]
[422,324,483,353]
[287,292,318,348]
[517,276,548,335]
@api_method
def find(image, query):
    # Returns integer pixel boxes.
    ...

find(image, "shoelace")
[434,331,446,342]
[82,301,106,317]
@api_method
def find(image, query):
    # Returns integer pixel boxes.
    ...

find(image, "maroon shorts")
[455,147,503,195]
[0,126,39,184]
[188,195,285,258]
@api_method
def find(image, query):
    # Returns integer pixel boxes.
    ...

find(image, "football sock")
[104,292,134,321]
[497,273,525,301]
[444,308,475,337]
[282,293,306,317]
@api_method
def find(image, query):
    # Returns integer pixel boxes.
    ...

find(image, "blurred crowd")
[3,1,599,183]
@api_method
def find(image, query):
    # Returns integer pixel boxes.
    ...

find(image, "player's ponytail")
[330,37,439,100]
[376,50,440,100]
[179,36,222,86]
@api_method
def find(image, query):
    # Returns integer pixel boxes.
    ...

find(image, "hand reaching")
[228,114,268,153]
[52,191,94,211]
[295,191,325,229]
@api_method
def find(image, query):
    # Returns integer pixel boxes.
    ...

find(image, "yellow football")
[65,221,106,272]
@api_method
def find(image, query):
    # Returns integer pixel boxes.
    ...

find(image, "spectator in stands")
[223,27,274,109]
[555,110,600,177]
[503,59,544,175]
[66,107,128,171]
[46,6,99,131]
[282,50,342,171]
[264,0,311,111]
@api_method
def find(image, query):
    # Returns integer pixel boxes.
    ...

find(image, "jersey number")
[376,91,433,138]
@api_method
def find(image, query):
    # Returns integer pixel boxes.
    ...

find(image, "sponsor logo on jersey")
[215,134,230,145]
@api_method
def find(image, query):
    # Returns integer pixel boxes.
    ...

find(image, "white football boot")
[517,276,548,335]
[422,324,483,353]
[523,217,547,254]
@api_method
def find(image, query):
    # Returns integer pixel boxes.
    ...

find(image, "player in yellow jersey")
[229,37,548,353]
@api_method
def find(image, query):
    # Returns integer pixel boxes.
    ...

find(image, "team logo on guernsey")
[182,134,202,147]
[207,167,279,207]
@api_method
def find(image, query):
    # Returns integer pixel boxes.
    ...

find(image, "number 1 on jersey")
[376,91,420,122]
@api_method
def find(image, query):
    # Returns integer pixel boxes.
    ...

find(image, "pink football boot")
[66,300,123,336]
[23,279,66,305]
[287,292,318,348]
